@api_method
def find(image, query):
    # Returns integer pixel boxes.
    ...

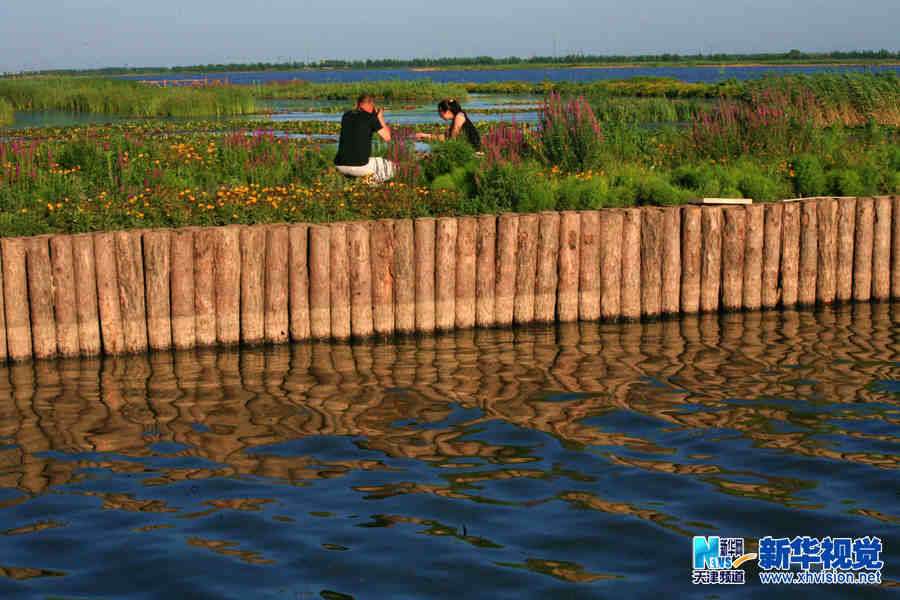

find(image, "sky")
[1,0,898,73]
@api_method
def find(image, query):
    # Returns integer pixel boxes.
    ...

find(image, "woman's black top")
[447,111,481,150]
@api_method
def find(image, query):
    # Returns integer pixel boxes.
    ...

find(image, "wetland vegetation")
[1,72,899,237]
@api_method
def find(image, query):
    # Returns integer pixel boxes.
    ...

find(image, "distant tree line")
[6,49,900,77]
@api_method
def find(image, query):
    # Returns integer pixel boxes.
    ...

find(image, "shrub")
[739,173,780,202]
[637,176,692,206]
[827,169,865,196]
[555,175,611,210]
[473,160,550,214]
[422,138,477,181]
[791,154,827,197]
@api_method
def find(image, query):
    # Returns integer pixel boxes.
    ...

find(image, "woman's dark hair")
[437,98,462,114]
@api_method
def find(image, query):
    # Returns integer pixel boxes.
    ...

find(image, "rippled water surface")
[0,305,898,599]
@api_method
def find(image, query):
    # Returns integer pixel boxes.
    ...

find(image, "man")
[334,94,394,183]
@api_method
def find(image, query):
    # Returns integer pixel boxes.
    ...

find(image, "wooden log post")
[1,238,30,361]
[241,225,267,344]
[514,213,539,324]
[743,204,763,311]
[641,208,663,318]
[435,217,457,331]
[26,237,56,359]
[308,224,331,339]
[495,213,518,327]
[115,230,148,354]
[854,197,874,302]
[661,207,682,315]
[578,211,601,321]
[816,198,838,305]
[348,222,374,337]
[621,208,642,320]
[721,207,745,311]
[370,220,395,335]
[0,249,6,362]
[265,224,290,344]
[329,222,351,340]
[893,196,900,299]
[93,233,124,355]
[71,234,102,356]
[170,228,195,350]
[414,218,436,334]
[214,225,241,345]
[455,216,477,330]
[288,224,311,341]
[194,227,217,347]
[393,220,415,335]
[681,206,701,314]
[761,203,783,309]
[49,235,79,357]
[142,229,172,351]
[798,200,818,306]
[557,211,580,322]
[475,215,496,328]
[836,197,856,303]
[534,212,560,324]
[780,203,801,308]
[599,209,623,321]
[873,196,892,300]
[699,207,722,313]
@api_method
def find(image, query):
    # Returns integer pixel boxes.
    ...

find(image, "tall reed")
[535,93,604,172]
[0,77,257,117]
[687,85,821,159]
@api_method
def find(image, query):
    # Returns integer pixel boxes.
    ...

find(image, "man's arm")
[374,107,391,142]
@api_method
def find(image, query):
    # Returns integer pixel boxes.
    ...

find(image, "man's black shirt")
[334,109,382,166]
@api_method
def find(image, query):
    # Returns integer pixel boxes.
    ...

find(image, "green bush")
[739,173,781,202]
[473,161,552,214]
[422,139,477,181]
[792,154,827,197]
[637,176,692,206]
[828,169,865,196]
[555,176,611,210]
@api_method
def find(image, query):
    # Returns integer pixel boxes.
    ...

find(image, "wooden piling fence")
[0,196,898,360]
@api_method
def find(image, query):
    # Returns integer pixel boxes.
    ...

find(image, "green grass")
[0,98,12,125]
[0,77,257,118]
[253,79,468,103]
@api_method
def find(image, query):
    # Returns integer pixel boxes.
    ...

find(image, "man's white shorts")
[335,157,395,183]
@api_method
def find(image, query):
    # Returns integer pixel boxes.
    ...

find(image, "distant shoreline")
[8,55,900,79]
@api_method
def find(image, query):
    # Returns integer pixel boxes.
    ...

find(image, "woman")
[416,98,481,150]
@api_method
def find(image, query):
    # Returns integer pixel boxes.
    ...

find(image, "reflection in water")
[0,304,898,598]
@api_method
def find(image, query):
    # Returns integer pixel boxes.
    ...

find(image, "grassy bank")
[2,87,899,237]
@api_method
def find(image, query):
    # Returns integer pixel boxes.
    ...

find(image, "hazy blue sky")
[2,0,898,72]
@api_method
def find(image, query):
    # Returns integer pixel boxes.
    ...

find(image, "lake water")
[0,303,897,599]
[121,64,900,86]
